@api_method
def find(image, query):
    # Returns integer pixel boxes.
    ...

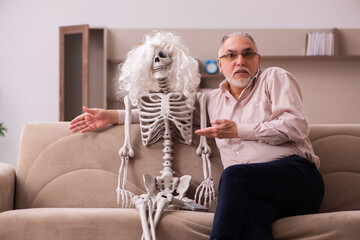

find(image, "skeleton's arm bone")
[196,92,212,156]
[192,93,209,127]
[117,108,140,124]
[116,96,136,207]
[194,92,215,206]
[119,95,134,158]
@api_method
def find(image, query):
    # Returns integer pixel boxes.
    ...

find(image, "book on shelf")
[305,29,338,56]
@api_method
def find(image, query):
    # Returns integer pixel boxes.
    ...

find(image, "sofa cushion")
[309,124,360,213]
[273,210,360,240]
[0,162,15,212]
[16,123,222,209]
[0,208,213,240]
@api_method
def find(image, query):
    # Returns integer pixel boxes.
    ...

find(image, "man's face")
[217,35,261,90]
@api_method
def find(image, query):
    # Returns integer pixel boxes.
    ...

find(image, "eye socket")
[244,51,252,56]
[227,53,238,59]
[243,51,255,58]
[158,51,167,58]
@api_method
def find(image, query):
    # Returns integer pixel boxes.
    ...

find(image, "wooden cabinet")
[59,25,106,121]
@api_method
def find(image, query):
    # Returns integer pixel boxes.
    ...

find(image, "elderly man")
[195,32,324,239]
[69,32,324,240]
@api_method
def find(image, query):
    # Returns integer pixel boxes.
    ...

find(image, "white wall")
[1,0,360,168]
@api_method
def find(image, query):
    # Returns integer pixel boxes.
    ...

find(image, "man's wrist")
[108,110,119,125]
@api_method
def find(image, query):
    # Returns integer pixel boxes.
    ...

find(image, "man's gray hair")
[218,32,257,57]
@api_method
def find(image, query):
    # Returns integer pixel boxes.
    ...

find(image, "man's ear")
[257,54,262,69]
[217,58,223,73]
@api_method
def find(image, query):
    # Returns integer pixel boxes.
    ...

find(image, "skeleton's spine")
[158,78,170,94]
[163,118,173,164]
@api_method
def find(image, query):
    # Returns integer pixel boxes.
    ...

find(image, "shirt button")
[236,151,240,155]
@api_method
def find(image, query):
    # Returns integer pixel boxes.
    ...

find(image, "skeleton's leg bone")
[135,195,156,240]
[139,196,170,240]
[152,195,170,229]
[147,199,156,240]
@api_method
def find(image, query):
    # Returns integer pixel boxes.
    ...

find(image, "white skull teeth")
[153,66,167,72]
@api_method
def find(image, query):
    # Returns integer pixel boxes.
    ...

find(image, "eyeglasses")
[219,49,259,61]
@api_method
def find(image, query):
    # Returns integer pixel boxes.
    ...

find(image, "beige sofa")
[1,122,360,240]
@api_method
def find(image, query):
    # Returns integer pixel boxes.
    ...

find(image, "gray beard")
[227,77,251,88]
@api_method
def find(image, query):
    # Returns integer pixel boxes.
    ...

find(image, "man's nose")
[235,54,246,65]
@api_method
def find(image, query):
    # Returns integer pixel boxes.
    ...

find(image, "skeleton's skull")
[152,49,172,79]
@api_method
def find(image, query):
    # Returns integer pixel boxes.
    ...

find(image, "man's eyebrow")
[224,47,254,53]
[242,47,255,52]
[224,49,238,53]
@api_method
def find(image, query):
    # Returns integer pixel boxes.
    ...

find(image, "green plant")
[0,122,7,136]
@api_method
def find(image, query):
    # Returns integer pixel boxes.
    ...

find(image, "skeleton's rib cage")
[138,93,193,146]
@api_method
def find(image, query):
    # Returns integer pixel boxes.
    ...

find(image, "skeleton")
[116,32,215,240]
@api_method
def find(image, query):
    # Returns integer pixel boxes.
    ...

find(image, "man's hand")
[69,106,117,133]
[195,119,238,139]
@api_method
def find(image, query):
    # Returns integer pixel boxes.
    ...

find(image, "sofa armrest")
[0,162,16,212]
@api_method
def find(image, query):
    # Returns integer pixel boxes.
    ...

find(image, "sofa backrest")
[16,123,360,214]
[15,122,222,209]
[309,124,360,213]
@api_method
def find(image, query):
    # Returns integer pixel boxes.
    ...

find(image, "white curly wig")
[116,31,201,106]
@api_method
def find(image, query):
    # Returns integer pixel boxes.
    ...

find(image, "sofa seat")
[0,208,214,240]
[2,207,359,240]
[273,210,360,240]
[2,123,360,239]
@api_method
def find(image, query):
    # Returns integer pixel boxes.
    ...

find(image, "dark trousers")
[210,155,324,240]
